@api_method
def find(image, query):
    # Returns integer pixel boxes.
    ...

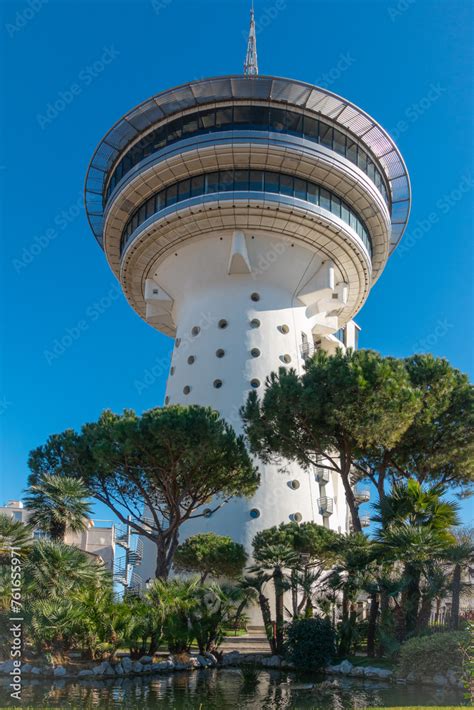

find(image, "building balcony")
[127,538,144,566]
[361,515,371,528]
[354,487,371,504]
[318,496,334,516]
[315,469,330,484]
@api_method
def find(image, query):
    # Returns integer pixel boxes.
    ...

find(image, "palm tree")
[146,577,199,653]
[444,529,474,629]
[251,543,299,655]
[24,539,109,600]
[0,513,33,562]
[373,481,460,636]
[239,573,275,652]
[24,474,93,541]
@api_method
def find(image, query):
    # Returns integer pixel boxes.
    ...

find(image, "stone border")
[0,652,464,690]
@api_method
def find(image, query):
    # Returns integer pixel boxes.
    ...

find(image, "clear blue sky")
[0,0,472,523]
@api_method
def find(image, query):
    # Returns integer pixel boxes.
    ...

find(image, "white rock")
[121,656,133,673]
[447,669,460,686]
[262,655,281,668]
[339,660,353,674]
[132,661,144,673]
[350,666,365,677]
[364,666,392,679]
[204,652,218,666]
[53,666,66,677]
[22,664,33,673]
[432,673,448,686]
[92,662,108,675]
[138,655,153,665]
[222,651,241,666]
[31,667,43,675]
[0,660,15,673]
[78,669,94,677]
[197,654,211,667]
[114,662,124,675]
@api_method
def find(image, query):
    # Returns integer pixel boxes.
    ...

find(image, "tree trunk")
[291,568,298,618]
[376,590,389,658]
[416,594,433,633]
[450,564,461,630]
[340,467,362,533]
[154,529,180,579]
[274,566,285,655]
[403,564,421,637]
[258,592,276,654]
[366,592,379,658]
[50,522,66,541]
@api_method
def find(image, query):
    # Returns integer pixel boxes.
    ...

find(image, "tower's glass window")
[201,108,216,130]
[280,174,294,197]
[206,172,219,193]
[333,129,346,156]
[249,170,263,191]
[121,169,373,259]
[234,170,249,191]
[264,171,280,193]
[269,107,287,132]
[304,115,319,139]
[294,178,307,201]
[179,179,191,201]
[166,184,178,207]
[191,175,205,197]
[320,188,331,211]
[215,107,233,127]
[320,124,333,149]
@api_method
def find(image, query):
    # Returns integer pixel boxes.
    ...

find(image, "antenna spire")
[244,2,259,77]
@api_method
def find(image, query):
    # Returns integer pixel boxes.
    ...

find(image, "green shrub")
[396,630,470,677]
[284,617,336,670]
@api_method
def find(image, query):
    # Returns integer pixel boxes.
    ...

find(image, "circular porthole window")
[278,325,289,334]
[218,319,228,329]
[183,385,191,395]
[203,508,213,518]
[165,396,170,405]
[250,318,260,329]
[293,512,303,523]
[170,366,175,376]
[250,508,261,519]
[192,326,201,336]
[289,480,300,490]
[175,337,181,347]
[216,348,225,358]
[187,355,195,365]
[250,348,261,358]
[250,292,260,302]
[250,378,261,389]
[213,379,223,389]
[281,354,292,364]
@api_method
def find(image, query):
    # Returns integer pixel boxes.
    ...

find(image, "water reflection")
[0,669,466,709]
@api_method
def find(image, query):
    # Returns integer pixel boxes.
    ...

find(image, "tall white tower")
[85,12,410,581]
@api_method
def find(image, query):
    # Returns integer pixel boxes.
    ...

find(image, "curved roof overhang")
[85,75,410,252]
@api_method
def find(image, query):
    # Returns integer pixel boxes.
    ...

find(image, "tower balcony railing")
[113,562,129,587]
[114,525,130,548]
[315,469,330,484]
[361,515,371,528]
[354,487,371,504]
[317,496,334,516]
[127,537,144,566]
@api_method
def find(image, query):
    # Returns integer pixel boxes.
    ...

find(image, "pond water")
[0,669,466,709]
